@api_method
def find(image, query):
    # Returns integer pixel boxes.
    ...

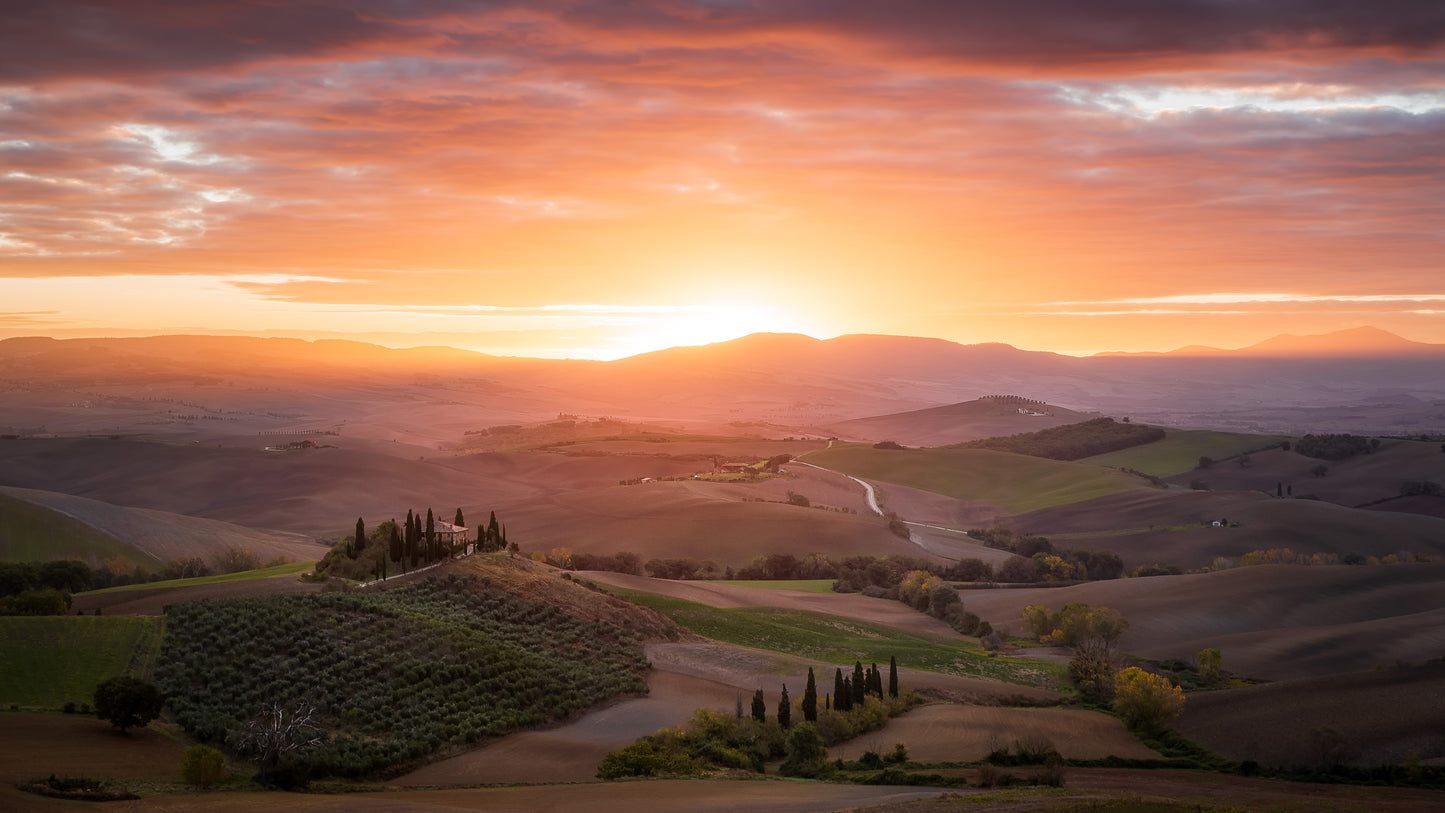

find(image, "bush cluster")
[156,575,649,779]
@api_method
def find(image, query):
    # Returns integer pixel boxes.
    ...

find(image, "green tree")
[777,684,791,729]
[1113,667,1185,732]
[182,744,226,787]
[888,656,898,698]
[94,676,164,733]
[779,722,828,777]
[1196,648,1223,686]
[352,517,365,559]
[868,663,883,698]
[751,689,766,723]
[852,661,866,706]
[834,668,850,712]
[802,667,818,722]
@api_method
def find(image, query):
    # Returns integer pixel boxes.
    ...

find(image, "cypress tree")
[425,508,436,561]
[852,661,866,706]
[751,688,766,722]
[802,667,818,722]
[454,508,466,554]
[389,523,403,574]
[825,693,831,711]
[889,656,898,698]
[488,511,500,549]
[777,684,791,729]
[869,663,883,698]
[406,510,419,567]
[833,668,848,711]
[352,517,365,559]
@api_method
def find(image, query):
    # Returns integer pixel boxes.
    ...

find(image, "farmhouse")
[435,521,469,547]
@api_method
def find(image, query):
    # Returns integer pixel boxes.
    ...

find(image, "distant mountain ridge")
[1,326,1442,435]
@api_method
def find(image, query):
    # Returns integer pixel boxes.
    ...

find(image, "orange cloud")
[2,2,1443,356]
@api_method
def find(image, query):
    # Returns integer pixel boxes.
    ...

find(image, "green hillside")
[0,491,145,568]
[0,615,164,709]
[1084,430,1290,477]
[805,444,1144,514]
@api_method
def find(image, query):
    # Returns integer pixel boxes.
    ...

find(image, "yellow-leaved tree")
[1113,667,1185,732]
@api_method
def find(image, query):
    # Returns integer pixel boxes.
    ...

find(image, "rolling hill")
[825,397,1091,447]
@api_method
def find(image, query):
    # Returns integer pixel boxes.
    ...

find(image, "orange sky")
[2,2,1443,358]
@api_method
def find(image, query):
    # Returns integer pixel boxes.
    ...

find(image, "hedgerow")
[156,575,648,778]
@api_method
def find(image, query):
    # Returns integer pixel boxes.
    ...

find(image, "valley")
[1,330,1443,811]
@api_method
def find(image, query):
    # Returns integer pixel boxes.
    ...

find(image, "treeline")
[598,659,914,780]
[315,508,510,582]
[1209,547,1431,570]
[968,527,1126,582]
[952,417,1165,460]
[0,550,280,615]
[1295,433,1378,461]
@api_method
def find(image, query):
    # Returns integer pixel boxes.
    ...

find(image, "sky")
[2,1,1443,359]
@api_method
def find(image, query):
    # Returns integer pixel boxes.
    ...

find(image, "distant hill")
[826,397,1090,447]
[951,417,1165,460]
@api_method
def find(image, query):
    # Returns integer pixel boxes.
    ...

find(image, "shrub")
[182,745,226,787]
[93,676,164,734]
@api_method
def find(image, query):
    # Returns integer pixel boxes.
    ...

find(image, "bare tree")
[232,702,323,784]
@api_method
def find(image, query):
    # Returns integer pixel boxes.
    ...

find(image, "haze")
[3,2,1443,358]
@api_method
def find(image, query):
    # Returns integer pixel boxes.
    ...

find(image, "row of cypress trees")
[749,656,899,728]
[348,508,511,580]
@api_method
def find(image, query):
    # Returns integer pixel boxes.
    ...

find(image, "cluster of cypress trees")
[749,657,900,728]
[350,507,512,579]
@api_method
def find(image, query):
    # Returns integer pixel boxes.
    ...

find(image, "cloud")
[2,2,1443,354]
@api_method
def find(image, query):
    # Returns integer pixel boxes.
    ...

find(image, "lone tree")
[1196,648,1223,686]
[1113,667,1185,732]
[802,667,818,722]
[888,656,899,698]
[94,676,164,733]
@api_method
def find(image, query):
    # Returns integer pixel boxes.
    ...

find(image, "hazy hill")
[5,327,1444,436]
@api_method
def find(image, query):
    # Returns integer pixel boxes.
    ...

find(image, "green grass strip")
[0,615,164,709]
[82,561,316,594]
[712,579,836,593]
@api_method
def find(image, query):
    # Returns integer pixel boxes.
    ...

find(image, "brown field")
[960,563,1445,681]
[1011,487,1445,568]
[0,713,189,812]
[865,768,1445,813]
[828,704,1160,763]
[1175,661,1445,768]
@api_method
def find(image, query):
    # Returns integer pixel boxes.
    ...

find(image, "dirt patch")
[0,712,187,785]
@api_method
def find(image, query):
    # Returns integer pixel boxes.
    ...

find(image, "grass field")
[1084,430,1290,477]
[713,579,836,593]
[804,444,1143,514]
[0,491,144,568]
[613,588,1064,690]
[0,616,164,709]
[82,560,316,594]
